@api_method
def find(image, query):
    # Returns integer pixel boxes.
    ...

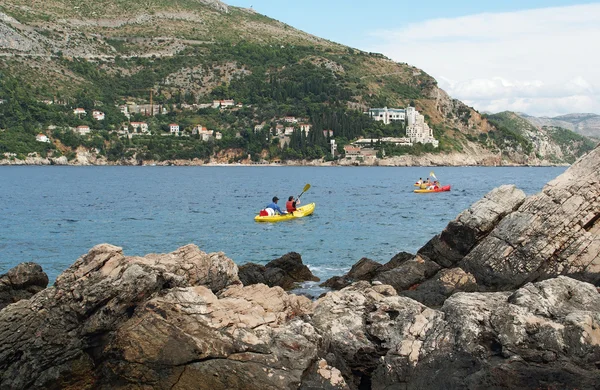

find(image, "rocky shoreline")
[0,151,570,167]
[1,145,598,389]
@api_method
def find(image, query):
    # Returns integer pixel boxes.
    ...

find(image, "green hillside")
[485,112,596,164]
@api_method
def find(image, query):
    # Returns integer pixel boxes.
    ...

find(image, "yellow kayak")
[254,203,316,222]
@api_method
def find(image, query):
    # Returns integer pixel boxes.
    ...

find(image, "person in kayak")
[416,178,423,185]
[265,196,286,215]
[286,196,300,214]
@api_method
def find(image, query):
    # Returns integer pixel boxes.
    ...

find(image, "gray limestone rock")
[0,262,48,311]
[402,267,478,307]
[0,243,241,389]
[418,184,527,268]
[460,146,600,290]
[313,277,600,389]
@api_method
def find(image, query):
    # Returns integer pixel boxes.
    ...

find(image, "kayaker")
[266,196,286,215]
[416,177,423,185]
[286,196,300,213]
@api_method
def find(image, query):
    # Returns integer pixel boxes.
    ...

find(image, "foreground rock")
[459,148,600,290]
[1,244,321,389]
[1,246,600,389]
[0,262,48,311]
[238,252,319,290]
[312,277,600,389]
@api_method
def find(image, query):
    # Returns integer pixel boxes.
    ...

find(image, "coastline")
[0,152,571,167]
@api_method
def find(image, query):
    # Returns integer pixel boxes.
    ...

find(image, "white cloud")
[367,3,600,117]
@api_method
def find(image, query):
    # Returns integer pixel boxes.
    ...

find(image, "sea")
[0,166,566,293]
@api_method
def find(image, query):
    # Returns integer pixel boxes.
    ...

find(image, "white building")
[169,123,180,136]
[130,122,149,133]
[76,125,90,135]
[92,110,105,121]
[284,116,298,123]
[73,108,86,116]
[284,127,295,136]
[193,125,215,141]
[406,108,438,147]
[300,124,312,133]
[36,134,50,143]
[368,107,406,125]
[118,105,130,119]
[215,132,222,140]
[212,99,235,109]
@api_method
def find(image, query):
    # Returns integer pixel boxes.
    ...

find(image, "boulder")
[0,262,48,311]
[320,252,415,291]
[346,258,382,280]
[313,277,600,389]
[460,146,600,290]
[0,244,243,389]
[374,255,441,292]
[401,267,478,307]
[239,252,319,290]
[418,185,527,268]
[103,283,317,389]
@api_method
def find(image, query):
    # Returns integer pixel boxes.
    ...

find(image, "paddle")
[297,183,311,200]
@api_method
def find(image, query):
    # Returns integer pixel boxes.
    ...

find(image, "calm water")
[0,166,566,286]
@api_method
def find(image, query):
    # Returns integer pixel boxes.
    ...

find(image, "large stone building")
[368,106,438,148]
[368,107,406,125]
[406,107,439,148]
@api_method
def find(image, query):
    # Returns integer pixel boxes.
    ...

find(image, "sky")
[226,0,600,117]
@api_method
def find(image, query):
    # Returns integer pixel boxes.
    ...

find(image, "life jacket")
[286,200,296,212]
[259,209,268,216]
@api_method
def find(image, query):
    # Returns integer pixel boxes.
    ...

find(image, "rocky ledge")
[1,145,599,389]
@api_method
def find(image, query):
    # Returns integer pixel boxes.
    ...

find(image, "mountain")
[518,113,600,139]
[0,0,594,165]
[485,112,597,164]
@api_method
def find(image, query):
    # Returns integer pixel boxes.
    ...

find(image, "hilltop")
[517,112,600,140]
[0,0,596,165]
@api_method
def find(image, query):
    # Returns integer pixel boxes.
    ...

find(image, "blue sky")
[227,0,588,49]
[226,1,600,116]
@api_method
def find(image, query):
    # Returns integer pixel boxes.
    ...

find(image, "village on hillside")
[22,96,439,162]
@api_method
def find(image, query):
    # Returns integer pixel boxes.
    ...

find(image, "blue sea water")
[0,166,566,285]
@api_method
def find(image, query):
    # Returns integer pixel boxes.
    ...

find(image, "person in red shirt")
[286,196,300,213]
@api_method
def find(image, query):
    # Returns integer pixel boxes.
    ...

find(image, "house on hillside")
[193,125,215,141]
[118,105,130,119]
[212,99,235,109]
[344,145,361,156]
[130,122,149,133]
[284,116,298,123]
[169,123,180,136]
[322,129,333,138]
[36,134,50,143]
[284,127,295,136]
[73,108,86,116]
[92,110,105,120]
[300,124,312,133]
